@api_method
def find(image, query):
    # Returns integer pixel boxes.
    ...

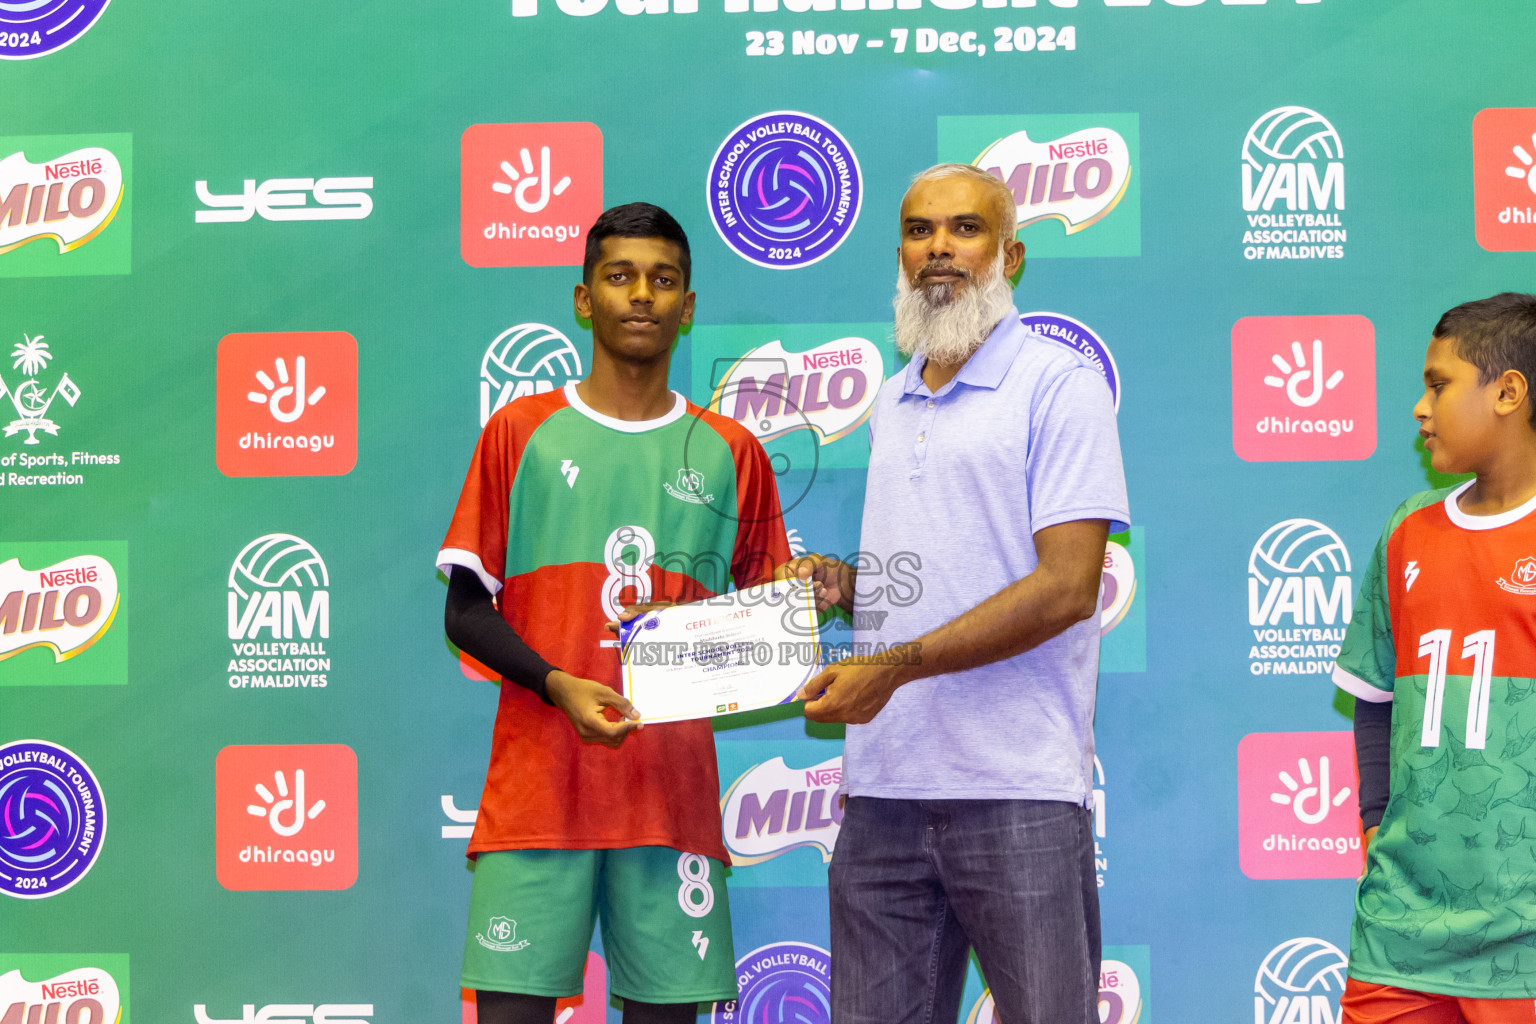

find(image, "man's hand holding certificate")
[617,579,821,723]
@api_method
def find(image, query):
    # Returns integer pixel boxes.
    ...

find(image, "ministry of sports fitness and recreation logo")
[693,324,892,473]
[1247,519,1351,678]
[711,942,830,1024]
[1231,315,1376,462]
[215,743,357,890]
[1473,107,1536,252]
[0,740,106,898]
[215,332,358,477]
[1254,937,1347,1024]
[0,957,127,1024]
[1,333,123,486]
[720,755,842,867]
[1238,732,1362,880]
[195,175,374,222]
[0,0,111,58]
[708,112,861,270]
[1241,107,1347,261]
[936,114,1140,259]
[225,533,332,691]
[1020,312,1120,410]
[461,122,602,267]
[0,134,130,277]
[479,323,584,426]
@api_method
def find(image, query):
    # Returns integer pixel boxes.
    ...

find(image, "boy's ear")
[573,282,592,320]
[1496,368,1532,419]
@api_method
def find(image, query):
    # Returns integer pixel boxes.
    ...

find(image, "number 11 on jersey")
[1418,628,1496,749]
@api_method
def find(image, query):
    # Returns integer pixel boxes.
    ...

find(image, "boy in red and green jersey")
[438,204,789,1024]
[1334,293,1536,1018]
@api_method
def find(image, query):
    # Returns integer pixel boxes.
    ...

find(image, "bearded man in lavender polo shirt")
[780,164,1129,1024]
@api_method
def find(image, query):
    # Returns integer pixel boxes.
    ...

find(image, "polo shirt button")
[926,399,935,408]
[918,433,926,442]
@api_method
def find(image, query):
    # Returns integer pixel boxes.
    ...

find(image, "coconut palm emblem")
[2,334,81,444]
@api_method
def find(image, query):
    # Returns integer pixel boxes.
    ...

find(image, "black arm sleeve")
[444,566,558,705]
[1354,696,1391,830]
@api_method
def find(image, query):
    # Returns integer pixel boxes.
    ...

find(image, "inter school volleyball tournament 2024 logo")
[1231,315,1376,462]
[935,114,1140,258]
[0,957,127,1024]
[478,323,584,427]
[1254,937,1347,1024]
[0,739,106,899]
[226,533,332,691]
[712,943,830,1024]
[1237,731,1363,880]
[461,122,603,268]
[1473,107,1536,252]
[0,544,126,687]
[216,332,358,478]
[1247,519,1351,678]
[0,0,110,58]
[1020,312,1121,410]
[1241,107,1346,261]
[708,112,861,270]
[0,134,130,277]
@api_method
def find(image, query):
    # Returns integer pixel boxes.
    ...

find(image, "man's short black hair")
[582,202,691,288]
[1435,293,1536,422]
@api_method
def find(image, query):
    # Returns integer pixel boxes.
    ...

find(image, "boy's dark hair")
[582,202,691,288]
[1435,293,1536,422]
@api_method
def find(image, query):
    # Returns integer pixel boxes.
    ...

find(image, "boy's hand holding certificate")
[618,579,821,723]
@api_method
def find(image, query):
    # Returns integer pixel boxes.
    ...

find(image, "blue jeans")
[828,797,1100,1024]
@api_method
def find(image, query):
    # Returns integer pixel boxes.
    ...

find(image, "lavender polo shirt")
[845,308,1130,805]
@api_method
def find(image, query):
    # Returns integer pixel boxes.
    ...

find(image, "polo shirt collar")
[901,307,1025,396]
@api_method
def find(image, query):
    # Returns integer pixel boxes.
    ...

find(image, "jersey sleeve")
[730,435,791,590]
[1333,519,1396,702]
[1026,366,1130,534]
[437,413,518,595]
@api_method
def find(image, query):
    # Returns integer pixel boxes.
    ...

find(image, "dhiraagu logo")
[937,114,1140,258]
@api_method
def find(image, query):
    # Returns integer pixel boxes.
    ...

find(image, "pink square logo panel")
[1474,108,1536,252]
[215,743,359,891]
[1237,731,1363,880]
[1232,315,1376,462]
[215,331,358,477]
[461,122,604,268]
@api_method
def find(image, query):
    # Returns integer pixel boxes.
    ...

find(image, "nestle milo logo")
[720,755,842,865]
[709,337,882,446]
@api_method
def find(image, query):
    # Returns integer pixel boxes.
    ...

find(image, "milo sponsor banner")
[714,740,844,887]
[0,955,128,1024]
[0,541,126,686]
[692,323,895,470]
[0,134,131,278]
[962,944,1149,1024]
[1100,528,1144,674]
[937,114,1140,258]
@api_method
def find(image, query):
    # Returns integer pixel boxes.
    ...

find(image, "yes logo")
[1238,732,1362,878]
[1473,108,1536,251]
[216,332,357,477]
[937,114,1141,258]
[215,744,357,890]
[1232,315,1376,462]
[194,176,373,222]
[461,123,602,268]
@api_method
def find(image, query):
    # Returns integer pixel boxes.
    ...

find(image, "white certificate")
[618,579,821,723]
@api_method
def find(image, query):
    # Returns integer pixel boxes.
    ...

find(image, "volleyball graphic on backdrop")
[479,323,583,425]
[1247,519,1351,586]
[1243,107,1344,168]
[1253,937,1347,1021]
[228,534,329,600]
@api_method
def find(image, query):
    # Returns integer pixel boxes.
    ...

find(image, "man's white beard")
[893,252,1015,365]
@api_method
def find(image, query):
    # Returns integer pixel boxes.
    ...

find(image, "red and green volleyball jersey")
[1334,482,1536,997]
[438,383,790,862]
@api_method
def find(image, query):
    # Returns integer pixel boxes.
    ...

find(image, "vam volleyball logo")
[225,533,331,691]
[1254,937,1347,1024]
[479,323,584,426]
[720,755,842,866]
[0,0,111,58]
[1247,519,1351,678]
[711,942,830,1024]
[1020,313,1119,410]
[0,134,131,277]
[0,960,126,1024]
[936,114,1140,258]
[0,740,106,898]
[708,112,861,270]
[1473,108,1536,251]
[1241,107,1346,261]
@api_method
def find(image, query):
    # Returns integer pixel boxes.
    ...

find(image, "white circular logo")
[229,533,329,599]
[1254,937,1347,1016]
[479,323,583,425]
[1248,519,1350,586]
[1243,107,1343,168]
